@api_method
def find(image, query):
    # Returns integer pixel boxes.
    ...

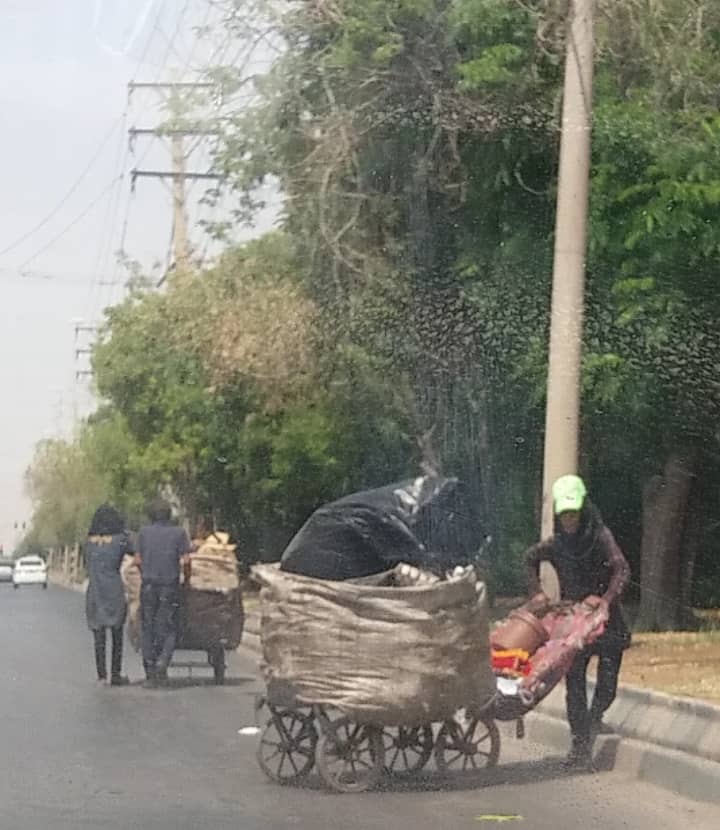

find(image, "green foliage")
[24,439,111,548]
[24,0,720,607]
[25,232,414,559]
[457,45,525,89]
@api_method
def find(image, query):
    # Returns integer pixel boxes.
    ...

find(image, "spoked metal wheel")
[434,715,500,775]
[382,725,434,777]
[256,705,318,784]
[315,716,385,793]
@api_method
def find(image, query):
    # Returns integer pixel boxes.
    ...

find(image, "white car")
[0,558,13,583]
[13,556,47,589]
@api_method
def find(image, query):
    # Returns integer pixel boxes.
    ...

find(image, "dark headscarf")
[553,500,604,560]
[88,504,125,536]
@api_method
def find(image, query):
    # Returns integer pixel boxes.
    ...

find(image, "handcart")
[252,565,607,792]
[122,534,244,685]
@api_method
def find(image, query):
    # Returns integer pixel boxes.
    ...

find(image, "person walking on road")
[135,499,191,688]
[85,504,133,687]
[526,475,631,767]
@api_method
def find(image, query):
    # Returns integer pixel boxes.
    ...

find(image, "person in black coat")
[85,505,133,686]
[526,475,630,767]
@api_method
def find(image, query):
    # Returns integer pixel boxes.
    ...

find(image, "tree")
[90,237,414,557]
[25,0,720,615]
[25,438,110,549]
[204,0,720,612]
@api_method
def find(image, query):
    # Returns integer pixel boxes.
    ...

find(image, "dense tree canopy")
[24,1,720,625]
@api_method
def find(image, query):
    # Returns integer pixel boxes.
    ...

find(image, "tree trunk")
[679,497,701,631]
[475,385,500,552]
[637,474,664,630]
[474,383,501,604]
[637,451,696,631]
[408,141,436,276]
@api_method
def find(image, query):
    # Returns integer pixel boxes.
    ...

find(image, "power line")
[155,23,204,72]
[100,0,192,300]
[98,3,214,303]
[85,2,189,321]
[163,0,193,78]
[17,176,122,271]
[8,3,171,317]
[130,0,170,82]
[87,110,130,319]
[0,115,124,257]
[0,267,118,285]
[180,0,215,81]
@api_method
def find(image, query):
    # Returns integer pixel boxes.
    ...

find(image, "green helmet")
[552,474,587,514]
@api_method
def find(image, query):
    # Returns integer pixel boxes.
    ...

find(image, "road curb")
[526,710,720,806]
[537,680,720,764]
[48,574,86,593]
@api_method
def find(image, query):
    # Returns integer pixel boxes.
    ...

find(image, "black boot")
[143,665,158,689]
[563,737,593,770]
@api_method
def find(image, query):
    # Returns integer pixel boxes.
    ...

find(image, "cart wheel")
[315,716,385,793]
[382,725,434,777]
[208,646,225,685]
[434,715,500,774]
[257,705,317,784]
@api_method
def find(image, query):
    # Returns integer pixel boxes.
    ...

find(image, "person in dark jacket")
[85,504,133,687]
[526,475,630,767]
[135,499,191,688]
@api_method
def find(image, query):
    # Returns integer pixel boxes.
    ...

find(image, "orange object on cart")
[491,648,532,677]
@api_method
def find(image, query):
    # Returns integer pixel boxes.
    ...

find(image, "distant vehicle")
[0,558,14,583]
[12,556,47,590]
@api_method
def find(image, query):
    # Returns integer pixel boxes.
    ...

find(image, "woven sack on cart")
[253,563,495,726]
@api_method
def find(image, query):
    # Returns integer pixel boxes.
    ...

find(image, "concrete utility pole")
[74,322,97,383]
[128,82,221,279]
[171,132,189,269]
[540,0,595,595]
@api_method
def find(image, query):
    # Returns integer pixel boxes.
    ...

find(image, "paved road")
[1,585,717,830]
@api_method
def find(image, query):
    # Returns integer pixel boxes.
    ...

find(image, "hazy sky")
[0,1,273,549]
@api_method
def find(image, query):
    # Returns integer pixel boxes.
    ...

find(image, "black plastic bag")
[279,475,485,580]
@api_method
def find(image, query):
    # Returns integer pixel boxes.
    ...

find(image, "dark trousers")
[566,647,623,745]
[93,627,123,680]
[141,582,179,675]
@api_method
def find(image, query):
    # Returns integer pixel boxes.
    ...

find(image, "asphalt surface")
[1,584,718,830]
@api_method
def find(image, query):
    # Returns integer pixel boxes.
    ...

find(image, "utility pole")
[73,323,96,380]
[128,82,222,278]
[171,132,189,269]
[74,323,97,338]
[540,0,595,595]
[73,322,96,426]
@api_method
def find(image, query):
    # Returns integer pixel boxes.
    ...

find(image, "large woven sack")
[188,533,239,592]
[253,564,495,726]
[178,588,244,650]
